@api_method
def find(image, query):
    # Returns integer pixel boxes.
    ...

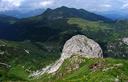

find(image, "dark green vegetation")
[0,14,17,23]
[0,40,60,81]
[0,6,128,81]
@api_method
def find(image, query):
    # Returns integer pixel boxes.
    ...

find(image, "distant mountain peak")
[0,9,45,18]
[42,6,112,22]
[58,6,68,9]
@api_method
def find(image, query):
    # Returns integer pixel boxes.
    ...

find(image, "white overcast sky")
[0,0,128,12]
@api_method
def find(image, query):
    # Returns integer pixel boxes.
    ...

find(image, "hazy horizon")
[0,0,128,19]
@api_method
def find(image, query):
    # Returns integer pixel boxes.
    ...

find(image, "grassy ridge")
[33,56,128,82]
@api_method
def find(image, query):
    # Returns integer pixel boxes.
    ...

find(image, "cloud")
[121,3,128,9]
[0,0,128,13]
[89,4,112,12]
[0,0,55,11]
[23,0,55,9]
[6,0,22,6]
[0,0,23,11]
[101,4,112,8]
[40,0,54,7]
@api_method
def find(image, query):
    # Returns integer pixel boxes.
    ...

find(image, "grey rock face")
[30,35,103,78]
[61,35,103,59]
[122,38,128,45]
[107,37,128,58]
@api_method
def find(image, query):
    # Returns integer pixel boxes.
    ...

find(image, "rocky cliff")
[106,37,128,58]
[30,35,103,78]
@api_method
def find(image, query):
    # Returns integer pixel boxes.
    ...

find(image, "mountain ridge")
[0,9,45,19]
[0,6,128,82]
[36,6,112,22]
[0,6,113,41]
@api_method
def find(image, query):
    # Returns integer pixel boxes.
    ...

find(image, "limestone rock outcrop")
[122,37,128,45]
[61,35,103,59]
[30,35,103,78]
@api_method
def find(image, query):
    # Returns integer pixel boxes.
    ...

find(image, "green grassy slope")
[0,17,115,81]
[1,18,128,82]
[33,56,128,82]
[1,8,128,81]
[67,18,128,58]
[0,40,60,81]
[68,18,112,31]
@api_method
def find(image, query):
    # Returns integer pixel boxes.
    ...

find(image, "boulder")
[61,35,103,59]
[30,35,103,78]
[122,37,128,45]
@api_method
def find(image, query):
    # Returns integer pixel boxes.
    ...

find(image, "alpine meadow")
[0,0,128,82]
